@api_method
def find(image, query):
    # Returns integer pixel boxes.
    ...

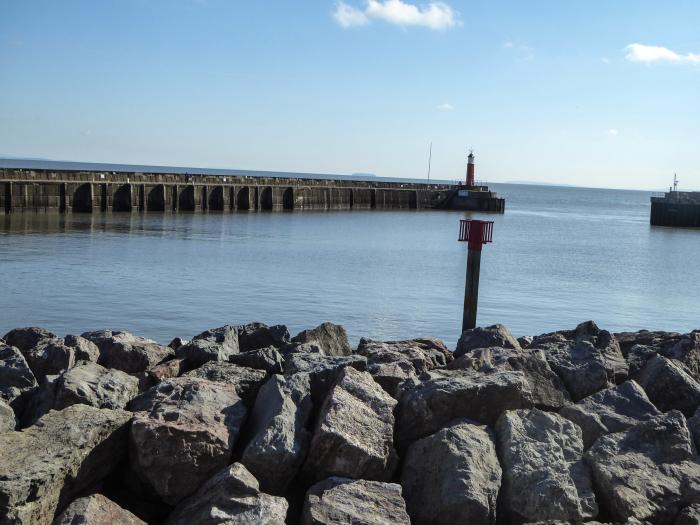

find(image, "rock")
[625,344,660,377]
[585,411,700,523]
[496,409,598,522]
[229,346,284,374]
[0,405,131,525]
[455,324,521,357]
[147,358,188,382]
[176,324,240,367]
[303,367,398,482]
[17,338,76,382]
[165,463,288,525]
[401,419,501,525]
[82,330,173,374]
[54,494,146,525]
[518,335,534,348]
[64,334,100,362]
[538,328,628,401]
[688,409,700,451]
[660,331,700,381]
[0,342,38,414]
[183,361,267,403]
[0,398,16,432]
[237,322,290,352]
[2,327,55,352]
[284,353,367,404]
[448,347,570,410]
[292,322,352,357]
[560,380,661,449]
[241,373,313,494]
[302,477,410,525]
[356,338,453,397]
[635,355,700,416]
[19,375,60,428]
[128,376,247,505]
[676,505,700,525]
[167,337,188,351]
[614,329,680,356]
[395,369,533,448]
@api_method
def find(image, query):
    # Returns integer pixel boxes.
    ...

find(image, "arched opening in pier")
[349,189,354,209]
[236,187,250,210]
[178,186,195,212]
[229,187,235,211]
[208,187,224,211]
[171,186,178,211]
[147,185,165,212]
[283,187,294,210]
[409,191,418,209]
[370,189,377,209]
[260,187,273,211]
[73,183,93,213]
[113,184,132,212]
[100,184,108,212]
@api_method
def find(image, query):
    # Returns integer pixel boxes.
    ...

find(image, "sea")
[1,169,698,348]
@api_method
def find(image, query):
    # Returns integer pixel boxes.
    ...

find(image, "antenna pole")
[427,142,432,184]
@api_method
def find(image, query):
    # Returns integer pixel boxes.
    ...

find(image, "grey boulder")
[303,367,398,482]
[165,463,288,525]
[635,354,700,416]
[676,505,700,525]
[82,330,173,374]
[0,397,16,432]
[176,324,239,367]
[237,322,290,352]
[183,361,267,403]
[291,322,352,356]
[0,405,131,525]
[302,477,410,525]
[0,342,38,414]
[63,334,100,362]
[284,352,367,404]
[455,324,521,357]
[401,419,501,525]
[53,494,146,525]
[2,327,55,352]
[560,380,661,448]
[496,409,598,522]
[396,369,533,448]
[585,411,700,524]
[241,373,313,494]
[129,377,248,505]
[16,337,77,383]
[229,346,284,374]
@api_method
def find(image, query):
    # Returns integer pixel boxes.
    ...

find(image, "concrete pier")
[0,168,504,214]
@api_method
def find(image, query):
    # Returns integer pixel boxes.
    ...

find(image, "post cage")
[458,219,494,251]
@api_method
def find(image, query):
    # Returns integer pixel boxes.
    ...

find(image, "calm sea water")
[1,183,698,348]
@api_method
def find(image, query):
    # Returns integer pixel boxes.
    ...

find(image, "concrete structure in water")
[651,190,700,227]
[0,161,505,214]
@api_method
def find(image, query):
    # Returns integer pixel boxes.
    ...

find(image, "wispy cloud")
[601,57,610,65]
[625,43,700,65]
[333,0,460,30]
[502,40,534,61]
[606,128,619,137]
[437,103,454,110]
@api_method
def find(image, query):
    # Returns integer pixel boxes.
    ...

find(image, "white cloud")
[502,40,535,61]
[437,103,454,110]
[606,128,619,136]
[333,0,460,30]
[625,43,700,65]
[502,41,514,49]
[333,2,369,27]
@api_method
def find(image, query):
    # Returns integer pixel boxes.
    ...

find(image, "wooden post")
[462,247,482,332]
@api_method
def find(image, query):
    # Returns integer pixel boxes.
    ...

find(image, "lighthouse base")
[440,185,505,213]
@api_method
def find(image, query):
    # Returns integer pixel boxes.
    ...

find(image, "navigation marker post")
[458,219,494,332]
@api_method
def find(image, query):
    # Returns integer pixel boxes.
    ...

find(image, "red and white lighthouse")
[466,150,475,187]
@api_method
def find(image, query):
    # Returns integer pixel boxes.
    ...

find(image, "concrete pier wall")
[1,169,458,214]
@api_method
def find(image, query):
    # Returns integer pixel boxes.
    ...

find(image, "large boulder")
[356,338,452,398]
[241,373,313,494]
[302,477,410,525]
[53,494,146,525]
[585,411,700,524]
[229,346,284,374]
[303,367,398,482]
[676,505,700,525]
[2,327,55,352]
[455,324,521,357]
[15,338,77,383]
[284,353,367,404]
[82,330,173,374]
[237,322,290,352]
[614,329,680,356]
[560,380,661,448]
[165,463,288,525]
[635,355,700,416]
[495,409,598,522]
[175,324,239,367]
[0,398,16,433]
[63,334,100,362]
[23,362,139,426]
[0,342,38,414]
[0,405,131,525]
[448,347,570,410]
[395,369,533,448]
[401,419,501,525]
[182,361,267,403]
[147,358,188,383]
[128,376,247,505]
[292,323,352,357]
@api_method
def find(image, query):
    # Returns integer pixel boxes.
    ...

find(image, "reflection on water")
[1,183,699,347]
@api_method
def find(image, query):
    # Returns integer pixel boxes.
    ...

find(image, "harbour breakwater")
[0,168,504,214]
[2,320,700,524]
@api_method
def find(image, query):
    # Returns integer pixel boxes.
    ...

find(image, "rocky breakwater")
[2,321,700,524]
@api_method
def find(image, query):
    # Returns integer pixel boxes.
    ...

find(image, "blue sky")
[1,0,699,190]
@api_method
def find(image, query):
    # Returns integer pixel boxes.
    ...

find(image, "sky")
[1,1,699,190]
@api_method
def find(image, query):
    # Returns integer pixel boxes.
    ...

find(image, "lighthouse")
[466,150,475,187]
